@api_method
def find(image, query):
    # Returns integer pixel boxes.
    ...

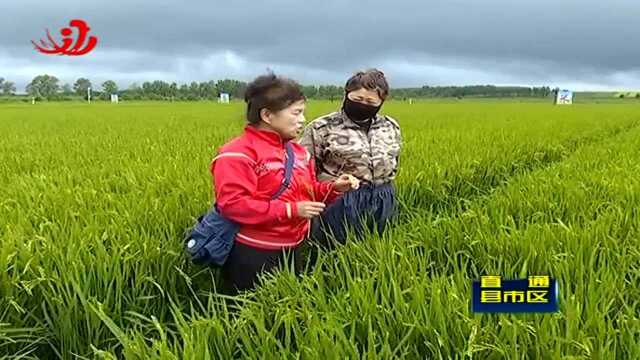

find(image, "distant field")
[1,101,639,359]
[1,91,639,104]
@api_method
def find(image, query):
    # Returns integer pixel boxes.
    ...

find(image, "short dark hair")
[344,68,389,100]
[244,73,305,125]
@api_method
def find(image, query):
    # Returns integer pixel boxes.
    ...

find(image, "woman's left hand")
[334,174,360,192]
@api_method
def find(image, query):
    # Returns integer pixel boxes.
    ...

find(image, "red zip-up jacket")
[210,125,342,250]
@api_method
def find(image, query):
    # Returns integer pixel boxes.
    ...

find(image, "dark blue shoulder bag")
[185,142,295,267]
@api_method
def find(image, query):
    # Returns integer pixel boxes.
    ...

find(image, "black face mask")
[342,97,382,123]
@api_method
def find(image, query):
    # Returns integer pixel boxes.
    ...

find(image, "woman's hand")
[333,174,360,192]
[296,201,326,219]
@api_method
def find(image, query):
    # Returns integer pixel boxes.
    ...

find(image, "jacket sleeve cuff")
[285,202,293,219]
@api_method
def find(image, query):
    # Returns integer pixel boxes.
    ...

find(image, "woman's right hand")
[296,201,326,219]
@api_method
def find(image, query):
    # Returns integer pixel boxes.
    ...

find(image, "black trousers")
[221,241,303,295]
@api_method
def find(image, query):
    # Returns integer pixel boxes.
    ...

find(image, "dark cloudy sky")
[1,0,639,92]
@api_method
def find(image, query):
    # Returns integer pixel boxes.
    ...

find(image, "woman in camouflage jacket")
[299,68,402,254]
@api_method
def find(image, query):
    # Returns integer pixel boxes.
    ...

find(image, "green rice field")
[1,100,639,359]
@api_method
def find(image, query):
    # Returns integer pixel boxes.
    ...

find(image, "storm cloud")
[1,0,639,91]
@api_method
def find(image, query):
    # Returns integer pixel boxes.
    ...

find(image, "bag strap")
[270,141,295,200]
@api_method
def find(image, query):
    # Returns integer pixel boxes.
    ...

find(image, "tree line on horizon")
[0,74,556,101]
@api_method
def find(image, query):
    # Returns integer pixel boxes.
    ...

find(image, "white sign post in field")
[556,89,574,105]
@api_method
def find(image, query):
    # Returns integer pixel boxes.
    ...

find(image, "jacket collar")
[245,125,286,147]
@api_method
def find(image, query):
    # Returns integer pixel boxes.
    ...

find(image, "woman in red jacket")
[211,73,358,293]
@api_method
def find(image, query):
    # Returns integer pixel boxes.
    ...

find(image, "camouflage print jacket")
[298,110,402,185]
